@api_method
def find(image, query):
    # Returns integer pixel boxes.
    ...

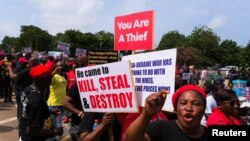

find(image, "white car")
[220,66,238,71]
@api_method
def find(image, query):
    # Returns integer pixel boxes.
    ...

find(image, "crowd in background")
[0,51,249,141]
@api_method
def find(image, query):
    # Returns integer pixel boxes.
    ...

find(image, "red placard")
[114,10,154,50]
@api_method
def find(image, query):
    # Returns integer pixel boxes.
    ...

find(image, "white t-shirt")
[201,93,217,126]
[205,94,217,113]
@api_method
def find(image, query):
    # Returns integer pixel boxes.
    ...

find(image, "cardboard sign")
[75,48,87,57]
[23,47,32,53]
[75,61,138,113]
[48,51,63,59]
[182,73,191,80]
[57,41,70,55]
[122,49,176,111]
[114,10,154,50]
[88,50,118,65]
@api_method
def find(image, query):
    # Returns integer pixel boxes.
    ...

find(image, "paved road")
[0,97,71,141]
[0,98,18,141]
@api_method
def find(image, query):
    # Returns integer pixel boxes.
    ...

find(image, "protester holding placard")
[64,56,89,141]
[79,112,122,141]
[124,85,208,141]
[74,59,140,141]
[181,65,193,85]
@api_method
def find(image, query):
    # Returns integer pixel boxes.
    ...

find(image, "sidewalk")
[0,94,71,141]
[0,95,19,141]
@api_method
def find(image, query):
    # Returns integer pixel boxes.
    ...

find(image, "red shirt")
[206,108,241,126]
[66,70,76,89]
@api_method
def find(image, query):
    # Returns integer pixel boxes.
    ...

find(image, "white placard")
[75,48,87,56]
[182,73,191,80]
[48,51,63,59]
[23,47,32,53]
[75,61,138,113]
[122,49,176,111]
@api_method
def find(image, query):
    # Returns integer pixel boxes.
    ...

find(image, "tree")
[83,32,99,50]
[240,41,250,71]
[156,30,186,50]
[62,29,83,47]
[219,39,241,67]
[95,31,114,50]
[61,29,85,56]
[177,47,202,67]
[19,25,52,52]
[50,33,64,51]
[55,30,114,56]
[1,36,21,52]
[187,25,220,67]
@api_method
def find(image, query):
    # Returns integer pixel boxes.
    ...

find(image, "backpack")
[21,85,40,119]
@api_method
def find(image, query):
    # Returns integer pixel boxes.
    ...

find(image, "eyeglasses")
[224,100,240,106]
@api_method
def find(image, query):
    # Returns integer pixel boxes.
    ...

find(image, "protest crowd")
[0,49,249,141]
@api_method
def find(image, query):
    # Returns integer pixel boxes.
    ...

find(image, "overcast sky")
[0,0,249,47]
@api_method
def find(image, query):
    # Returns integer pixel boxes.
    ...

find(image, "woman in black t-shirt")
[79,112,121,141]
[124,84,208,141]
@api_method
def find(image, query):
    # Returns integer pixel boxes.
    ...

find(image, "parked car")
[220,66,239,71]
[211,64,221,70]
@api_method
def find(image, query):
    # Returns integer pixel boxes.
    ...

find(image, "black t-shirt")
[67,82,83,125]
[14,68,33,97]
[0,63,2,81]
[0,61,10,82]
[15,68,33,88]
[146,120,208,141]
[20,86,52,141]
[79,113,122,141]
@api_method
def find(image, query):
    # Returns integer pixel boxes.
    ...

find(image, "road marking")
[0,117,17,125]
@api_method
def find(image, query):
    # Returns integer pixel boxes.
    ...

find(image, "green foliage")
[186,25,220,67]
[1,36,21,52]
[19,25,52,52]
[0,27,113,53]
[82,32,99,50]
[156,30,186,50]
[60,30,114,56]
[176,47,202,67]
[156,25,223,68]
[218,40,241,67]
[50,29,114,56]
[95,31,114,50]
[240,41,250,70]
[0,24,249,70]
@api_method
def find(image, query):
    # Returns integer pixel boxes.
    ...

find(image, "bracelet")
[78,111,83,117]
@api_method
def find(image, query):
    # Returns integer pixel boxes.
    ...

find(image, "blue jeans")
[46,106,64,141]
[48,106,64,128]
